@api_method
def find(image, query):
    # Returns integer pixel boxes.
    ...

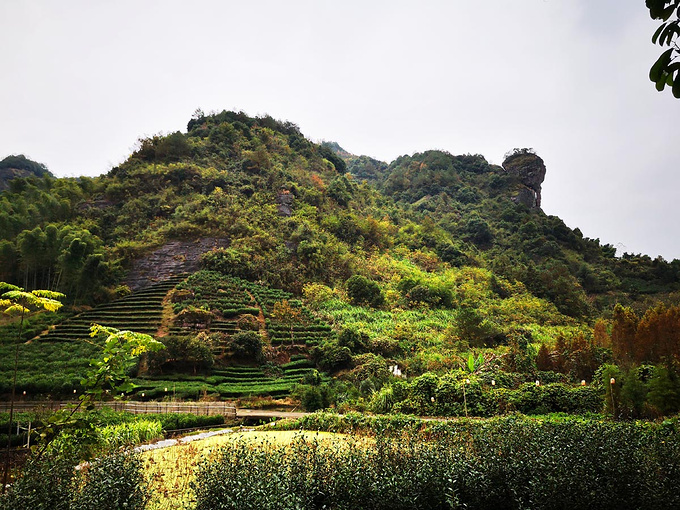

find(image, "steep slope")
[330,143,680,316]
[2,110,679,313]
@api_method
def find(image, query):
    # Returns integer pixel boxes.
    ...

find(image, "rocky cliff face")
[502,150,546,209]
[0,167,37,191]
[125,237,229,290]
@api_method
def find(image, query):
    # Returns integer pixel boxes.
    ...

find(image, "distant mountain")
[0,154,53,191]
[323,141,389,184]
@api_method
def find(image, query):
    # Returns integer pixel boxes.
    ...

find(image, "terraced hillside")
[41,275,186,343]
[1,271,332,399]
[0,276,186,396]
[130,271,333,399]
[169,271,335,347]
[170,271,333,347]
[133,356,320,399]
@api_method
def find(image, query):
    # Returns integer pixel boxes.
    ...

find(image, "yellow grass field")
[143,430,348,510]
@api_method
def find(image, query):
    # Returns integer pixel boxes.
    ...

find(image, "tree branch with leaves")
[1,283,65,492]
[648,0,680,97]
[32,325,165,461]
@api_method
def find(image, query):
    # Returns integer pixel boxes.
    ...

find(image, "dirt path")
[134,409,311,453]
[134,426,256,452]
[236,409,309,420]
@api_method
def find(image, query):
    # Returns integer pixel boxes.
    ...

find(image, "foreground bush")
[1,451,148,510]
[71,452,149,510]
[0,453,76,510]
[194,416,680,509]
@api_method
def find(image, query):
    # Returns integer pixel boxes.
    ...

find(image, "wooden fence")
[0,400,237,419]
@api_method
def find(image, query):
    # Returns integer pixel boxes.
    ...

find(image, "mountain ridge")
[1,110,678,316]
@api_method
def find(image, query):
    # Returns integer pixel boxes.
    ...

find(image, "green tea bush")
[199,416,680,509]
[70,451,149,510]
[0,452,76,510]
[387,372,602,417]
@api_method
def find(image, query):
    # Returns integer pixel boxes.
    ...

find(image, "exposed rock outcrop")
[0,154,53,191]
[0,167,35,191]
[277,189,294,216]
[502,150,546,209]
[125,237,229,291]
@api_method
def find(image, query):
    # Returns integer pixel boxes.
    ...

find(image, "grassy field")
[143,430,347,510]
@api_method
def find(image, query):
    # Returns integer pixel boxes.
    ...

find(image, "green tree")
[461,214,493,247]
[0,240,18,283]
[148,334,214,374]
[16,226,46,289]
[647,0,680,97]
[346,275,384,307]
[230,331,263,360]
[80,324,164,399]
[30,324,164,462]
[0,283,64,492]
[327,175,354,206]
[647,365,680,415]
[271,300,302,345]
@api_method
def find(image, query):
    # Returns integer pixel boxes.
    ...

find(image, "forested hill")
[1,110,679,319]
[0,154,53,191]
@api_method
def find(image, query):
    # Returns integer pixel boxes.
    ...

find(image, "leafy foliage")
[70,452,149,510]
[82,324,164,398]
[194,419,680,509]
[2,109,680,417]
[0,450,149,510]
[0,452,76,510]
[648,0,680,97]
[345,275,384,307]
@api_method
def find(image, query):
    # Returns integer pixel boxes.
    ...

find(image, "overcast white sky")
[1,1,678,259]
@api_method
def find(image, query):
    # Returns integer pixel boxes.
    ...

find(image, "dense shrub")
[98,419,163,449]
[0,453,76,510]
[148,334,214,374]
[337,327,370,353]
[295,383,333,411]
[193,417,680,509]
[71,452,148,510]
[312,342,352,371]
[386,373,602,417]
[143,412,225,431]
[345,275,384,307]
[230,331,263,360]
[405,284,453,308]
[597,363,680,418]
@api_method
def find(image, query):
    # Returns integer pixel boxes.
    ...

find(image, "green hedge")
[216,414,680,509]
[142,412,225,431]
[391,373,602,417]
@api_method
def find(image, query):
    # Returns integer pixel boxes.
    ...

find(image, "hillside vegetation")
[2,110,680,419]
